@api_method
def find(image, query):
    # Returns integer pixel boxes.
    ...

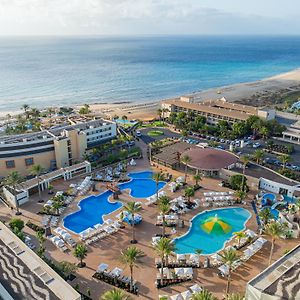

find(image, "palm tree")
[193,174,202,187]
[157,108,162,121]
[234,231,247,248]
[240,155,250,191]
[123,201,141,244]
[219,248,240,296]
[52,195,64,215]
[278,154,291,169]
[252,149,264,164]
[101,289,132,300]
[36,230,45,258]
[161,108,169,124]
[5,171,24,215]
[259,207,272,228]
[184,186,195,204]
[265,221,286,265]
[153,238,176,285]
[22,104,30,119]
[226,293,245,300]
[157,196,170,237]
[234,190,247,204]
[120,246,144,292]
[181,154,191,183]
[30,164,45,203]
[191,289,217,300]
[259,126,270,140]
[152,172,165,201]
[74,243,88,268]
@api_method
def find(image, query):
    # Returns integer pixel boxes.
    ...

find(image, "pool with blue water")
[63,170,166,233]
[174,207,251,255]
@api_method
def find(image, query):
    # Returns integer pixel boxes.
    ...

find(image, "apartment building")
[0,118,116,177]
[162,96,275,125]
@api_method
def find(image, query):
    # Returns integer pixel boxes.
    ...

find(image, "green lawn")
[147,130,164,137]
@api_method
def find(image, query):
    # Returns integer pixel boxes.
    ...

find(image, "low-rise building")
[0,222,81,300]
[282,121,300,145]
[246,244,300,300]
[162,96,275,125]
[0,118,116,177]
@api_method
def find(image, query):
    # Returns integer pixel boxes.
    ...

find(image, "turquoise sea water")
[174,207,251,255]
[0,36,300,112]
[63,170,166,233]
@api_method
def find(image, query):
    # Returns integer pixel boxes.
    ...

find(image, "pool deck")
[0,145,300,299]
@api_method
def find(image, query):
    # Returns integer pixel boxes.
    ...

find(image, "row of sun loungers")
[54,227,77,247]
[157,267,194,281]
[203,191,234,196]
[41,215,60,227]
[156,214,179,226]
[155,253,201,268]
[161,283,202,300]
[77,176,93,196]
[50,235,68,252]
[146,191,166,205]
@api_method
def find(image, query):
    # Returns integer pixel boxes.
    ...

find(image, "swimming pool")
[63,170,166,233]
[261,193,276,206]
[174,207,251,255]
[115,119,137,126]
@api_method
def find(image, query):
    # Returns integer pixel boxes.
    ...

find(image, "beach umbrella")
[189,254,200,262]
[200,215,232,235]
[177,254,186,261]
[181,290,192,300]
[111,267,123,277]
[61,232,71,240]
[54,227,64,235]
[170,294,183,300]
[190,283,202,294]
[97,263,108,272]
[245,229,256,238]
[94,223,103,230]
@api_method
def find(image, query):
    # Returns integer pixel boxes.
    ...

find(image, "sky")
[0,0,300,36]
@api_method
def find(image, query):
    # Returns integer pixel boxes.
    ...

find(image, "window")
[6,160,15,168]
[25,157,34,166]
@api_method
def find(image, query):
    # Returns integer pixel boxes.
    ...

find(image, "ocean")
[0,35,300,112]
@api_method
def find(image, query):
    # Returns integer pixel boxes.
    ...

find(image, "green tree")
[152,172,165,202]
[226,294,245,300]
[191,289,217,300]
[219,248,240,296]
[74,243,88,268]
[181,154,191,183]
[79,104,91,114]
[157,196,170,237]
[184,186,195,203]
[234,190,247,204]
[259,126,270,139]
[229,175,248,191]
[193,174,202,186]
[52,195,64,215]
[56,261,78,279]
[278,154,291,169]
[120,246,144,292]
[265,221,286,265]
[259,207,272,227]
[157,108,162,121]
[240,155,250,192]
[233,231,247,248]
[101,289,132,300]
[30,164,45,202]
[252,149,264,164]
[9,218,24,232]
[123,201,141,244]
[5,171,24,215]
[36,230,46,258]
[153,238,176,286]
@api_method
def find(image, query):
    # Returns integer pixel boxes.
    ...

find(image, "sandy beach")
[1,68,300,121]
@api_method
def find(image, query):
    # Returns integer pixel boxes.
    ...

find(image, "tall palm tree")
[157,108,162,121]
[30,164,45,203]
[258,207,272,228]
[152,172,165,201]
[252,149,264,164]
[240,155,250,192]
[74,243,88,268]
[191,289,217,300]
[278,154,291,169]
[193,174,202,186]
[5,171,24,215]
[184,186,195,204]
[153,238,176,286]
[265,221,286,265]
[219,248,240,296]
[234,190,247,204]
[120,246,144,292]
[233,231,247,248]
[101,288,132,300]
[52,195,64,215]
[123,201,141,244]
[259,126,270,140]
[181,154,191,183]
[157,196,170,237]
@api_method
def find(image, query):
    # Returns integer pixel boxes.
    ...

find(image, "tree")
[36,230,45,258]
[9,218,24,232]
[265,221,286,265]
[184,186,195,203]
[5,171,24,215]
[240,155,250,192]
[259,208,272,227]
[101,289,132,300]
[152,172,165,202]
[74,243,88,268]
[252,150,264,164]
[278,154,291,169]
[123,201,141,244]
[121,115,127,121]
[229,175,248,192]
[234,231,247,248]
[56,261,78,280]
[191,289,217,300]
[193,174,202,187]
[30,164,45,203]
[234,190,247,204]
[157,108,162,121]
[181,154,191,183]
[259,126,270,139]
[79,104,91,115]
[153,238,176,286]
[22,104,30,119]
[226,294,245,300]
[120,246,144,292]
[157,196,170,237]
[219,248,240,296]
[52,195,64,215]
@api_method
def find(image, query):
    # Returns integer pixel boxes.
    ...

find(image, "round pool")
[261,193,276,206]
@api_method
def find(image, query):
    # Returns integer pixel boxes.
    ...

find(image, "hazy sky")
[0,0,300,36]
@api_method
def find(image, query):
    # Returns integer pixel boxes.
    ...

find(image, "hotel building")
[162,96,275,125]
[0,118,116,177]
[282,120,300,145]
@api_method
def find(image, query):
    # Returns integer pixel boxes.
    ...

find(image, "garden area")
[147,130,164,137]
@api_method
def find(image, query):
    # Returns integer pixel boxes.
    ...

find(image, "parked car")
[136,130,142,137]
[253,142,261,148]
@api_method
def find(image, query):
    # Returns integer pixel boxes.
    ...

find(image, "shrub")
[9,218,24,232]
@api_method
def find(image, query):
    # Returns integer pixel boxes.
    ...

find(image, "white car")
[136,130,141,137]
[253,142,261,148]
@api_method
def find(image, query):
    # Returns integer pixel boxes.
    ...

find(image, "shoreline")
[1,67,300,121]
